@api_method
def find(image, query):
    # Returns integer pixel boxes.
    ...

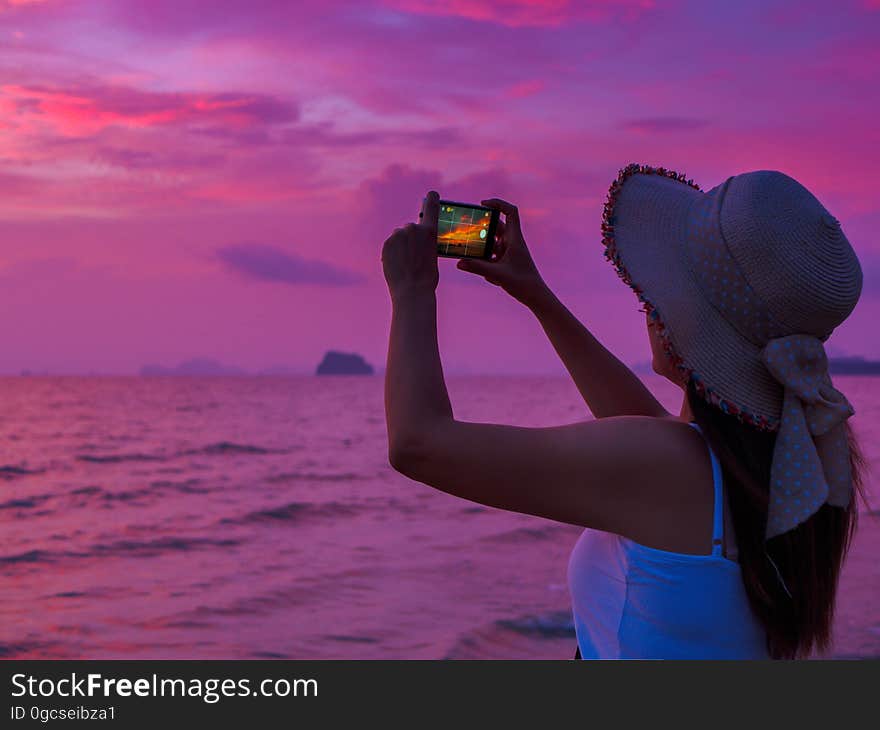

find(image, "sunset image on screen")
[438,205,491,257]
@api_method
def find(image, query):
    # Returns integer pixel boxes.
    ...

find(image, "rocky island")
[140,358,247,376]
[829,357,880,375]
[316,351,374,375]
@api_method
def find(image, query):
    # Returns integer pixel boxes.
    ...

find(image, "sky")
[0,0,878,375]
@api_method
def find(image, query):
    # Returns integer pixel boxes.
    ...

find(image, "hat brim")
[603,164,782,429]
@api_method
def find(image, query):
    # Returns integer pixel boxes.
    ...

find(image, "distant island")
[316,350,374,375]
[140,358,247,376]
[138,354,375,376]
[829,357,880,375]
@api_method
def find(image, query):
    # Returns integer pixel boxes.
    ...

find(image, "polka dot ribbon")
[760,334,854,539]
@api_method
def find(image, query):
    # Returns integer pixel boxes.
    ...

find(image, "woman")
[381,163,866,660]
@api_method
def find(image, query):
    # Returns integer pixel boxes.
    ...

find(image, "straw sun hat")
[601,163,863,539]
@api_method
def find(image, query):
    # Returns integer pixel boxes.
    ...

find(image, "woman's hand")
[382,190,440,302]
[456,198,548,307]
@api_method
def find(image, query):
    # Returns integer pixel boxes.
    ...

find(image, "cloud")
[90,144,226,171]
[0,0,54,11]
[216,243,366,286]
[280,123,464,149]
[0,75,333,212]
[0,170,42,197]
[382,0,656,28]
[504,79,546,99]
[622,117,711,134]
[1,83,299,137]
[357,163,442,242]
[0,256,80,285]
[77,0,654,36]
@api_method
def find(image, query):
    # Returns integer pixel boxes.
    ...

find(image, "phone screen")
[436,201,497,259]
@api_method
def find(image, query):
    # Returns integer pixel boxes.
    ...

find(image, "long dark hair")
[686,378,870,659]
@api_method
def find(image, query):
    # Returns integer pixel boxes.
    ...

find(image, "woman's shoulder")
[583,414,710,465]
[584,415,718,555]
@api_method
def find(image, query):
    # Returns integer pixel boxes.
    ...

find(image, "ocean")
[1,375,878,659]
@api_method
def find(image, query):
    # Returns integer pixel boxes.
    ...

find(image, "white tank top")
[567,422,770,659]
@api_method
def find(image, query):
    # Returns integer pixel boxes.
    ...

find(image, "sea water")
[1,375,877,659]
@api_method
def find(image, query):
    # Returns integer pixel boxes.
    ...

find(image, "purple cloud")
[3,83,299,131]
[383,0,657,28]
[622,117,711,134]
[91,145,226,171]
[216,243,366,286]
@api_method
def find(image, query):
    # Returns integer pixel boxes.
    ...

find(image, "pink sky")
[0,0,878,374]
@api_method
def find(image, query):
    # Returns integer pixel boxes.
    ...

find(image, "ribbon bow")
[760,334,855,539]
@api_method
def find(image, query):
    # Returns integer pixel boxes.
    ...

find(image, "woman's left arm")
[385,286,453,460]
[382,191,453,462]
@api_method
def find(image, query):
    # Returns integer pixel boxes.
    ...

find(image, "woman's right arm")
[525,284,668,418]
[457,197,669,420]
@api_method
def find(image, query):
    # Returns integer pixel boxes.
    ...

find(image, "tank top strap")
[687,422,724,557]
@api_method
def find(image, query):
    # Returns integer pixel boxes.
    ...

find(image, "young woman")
[381,164,866,660]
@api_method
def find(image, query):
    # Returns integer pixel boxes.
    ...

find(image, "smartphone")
[433,199,499,260]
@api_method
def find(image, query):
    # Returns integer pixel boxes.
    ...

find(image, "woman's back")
[567,423,770,659]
